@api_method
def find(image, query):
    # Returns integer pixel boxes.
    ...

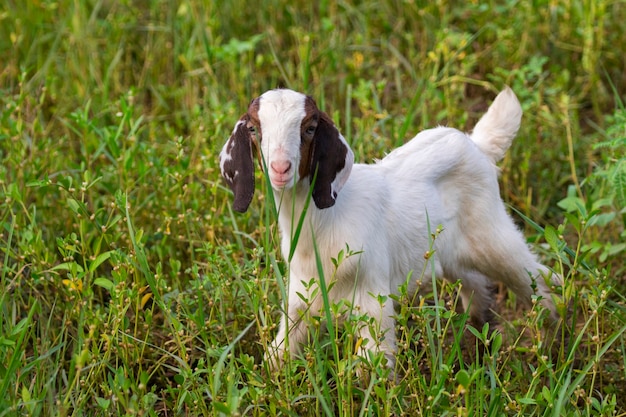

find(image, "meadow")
[1,0,625,415]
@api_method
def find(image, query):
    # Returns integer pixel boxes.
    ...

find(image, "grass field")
[1,0,625,415]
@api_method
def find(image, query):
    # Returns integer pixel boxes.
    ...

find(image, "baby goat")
[220,88,559,370]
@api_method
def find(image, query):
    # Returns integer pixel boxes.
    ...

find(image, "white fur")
[234,88,558,370]
[258,90,307,188]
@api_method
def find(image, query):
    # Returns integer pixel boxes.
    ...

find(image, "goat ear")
[309,112,354,209]
[220,115,256,212]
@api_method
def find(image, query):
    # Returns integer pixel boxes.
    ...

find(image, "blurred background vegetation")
[1,0,625,415]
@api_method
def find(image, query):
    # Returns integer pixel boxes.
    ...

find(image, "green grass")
[1,0,625,415]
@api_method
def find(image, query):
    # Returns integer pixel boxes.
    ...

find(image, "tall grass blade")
[288,168,317,261]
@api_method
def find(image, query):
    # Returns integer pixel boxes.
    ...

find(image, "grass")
[1,0,625,415]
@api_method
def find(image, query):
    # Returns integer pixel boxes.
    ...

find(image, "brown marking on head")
[219,99,261,212]
[302,96,350,209]
[298,97,320,180]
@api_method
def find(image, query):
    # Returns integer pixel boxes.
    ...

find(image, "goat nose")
[270,160,291,175]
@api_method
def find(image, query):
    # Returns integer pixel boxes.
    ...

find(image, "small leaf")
[591,197,616,210]
[467,325,485,341]
[491,331,503,352]
[455,369,470,388]
[586,212,616,227]
[62,279,83,292]
[544,225,561,252]
[94,277,114,291]
[89,251,113,273]
[141,392,158,409]
[557,195,585,214]
[96,397,111,409]
[135,228,144,244]
[140,292,153,309]
[26,178,50,187]
[52,262,85,273]
[541,385,552,402]
[0,337,15,347]
[608,243,626,255]
[518,397,537,405]
[21,385,31,404]
[67,198,81,214]
[213,402,231,414]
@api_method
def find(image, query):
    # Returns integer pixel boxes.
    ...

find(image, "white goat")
[220,87,559,370]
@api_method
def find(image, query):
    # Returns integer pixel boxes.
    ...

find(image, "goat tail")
[470,87,523,163]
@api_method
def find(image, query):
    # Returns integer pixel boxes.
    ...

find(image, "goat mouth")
[270,177,293,188]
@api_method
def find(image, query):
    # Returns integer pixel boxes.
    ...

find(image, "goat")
[220,87,560,370]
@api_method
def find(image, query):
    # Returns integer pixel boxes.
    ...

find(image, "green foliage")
[1,0,625,415]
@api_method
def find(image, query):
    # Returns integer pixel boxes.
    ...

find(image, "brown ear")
[219,115,255,212]
[309,112,354,209]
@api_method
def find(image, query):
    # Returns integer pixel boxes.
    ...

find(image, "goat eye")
[305,125,316,136]
[247,125,260,140]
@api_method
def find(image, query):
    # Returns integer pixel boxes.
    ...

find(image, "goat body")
[220,88,558,369]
